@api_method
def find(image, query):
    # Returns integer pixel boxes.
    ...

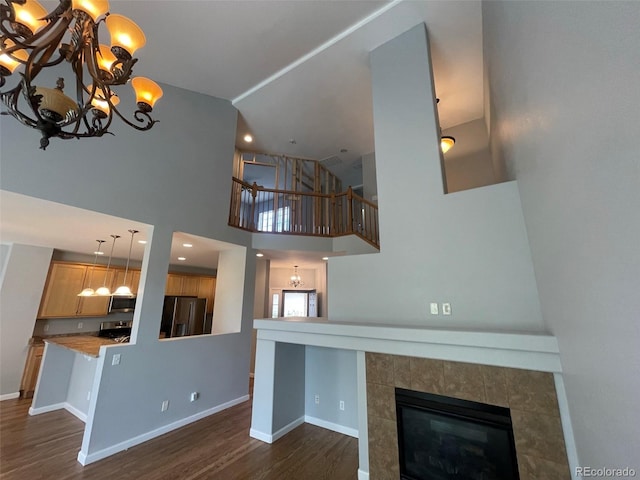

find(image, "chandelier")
[0,0,162,150]
[289,265,304,288]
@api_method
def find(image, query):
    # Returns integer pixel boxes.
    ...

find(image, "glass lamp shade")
[78,287,95,297]
[34,85,78,120]
[97,44,117,72]
[89,86,119,115]
[113,285,133,297]
[95,286,112,296]
[105,14,146,57]
[0,40,28,74]
[440,136,455,154]
[72,0,110,22]
[131,77,163,109]
[12,0,48,35]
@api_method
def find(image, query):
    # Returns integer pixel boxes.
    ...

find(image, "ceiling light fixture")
[182,243,192,248]
[0,0,163,150]
[243,134,253,143]
[289,265,304,288]
[435,98,455,154]
[322,257,329,261]
[256,252,264,257]
[113,229,138,296]
[95,233,119,296]
[78,239,105,296]
[177,256,186,261]
[440,136,455,154]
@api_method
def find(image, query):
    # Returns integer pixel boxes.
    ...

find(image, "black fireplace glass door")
[396,389,519,480]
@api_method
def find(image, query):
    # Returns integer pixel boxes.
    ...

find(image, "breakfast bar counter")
[44,336,117,357]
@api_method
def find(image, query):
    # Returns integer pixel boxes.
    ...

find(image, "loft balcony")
[228,151,379,250]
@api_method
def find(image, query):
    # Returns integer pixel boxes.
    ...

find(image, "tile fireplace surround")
[251,318,578,480]
[366,353,570,479]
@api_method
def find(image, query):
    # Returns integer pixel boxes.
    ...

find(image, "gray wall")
[328,24,543,332]
[483,1,640,466]
[1,81,256,457]
[305,346,358,431]
[273,342,305,431]
[0,244,53,396]
[441,118,496,193]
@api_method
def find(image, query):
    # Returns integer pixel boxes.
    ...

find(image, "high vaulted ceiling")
[2,0,484,268]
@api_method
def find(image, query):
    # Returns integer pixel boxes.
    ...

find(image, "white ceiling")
[2,0,484,268]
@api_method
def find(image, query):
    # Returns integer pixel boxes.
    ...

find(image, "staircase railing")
[229,177,379,249]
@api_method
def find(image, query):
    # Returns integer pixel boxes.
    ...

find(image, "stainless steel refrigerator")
[160,296,207,338]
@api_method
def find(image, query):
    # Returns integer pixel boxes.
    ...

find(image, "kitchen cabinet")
[19,341,44,398]
[197,276,216,314]
[165,274,184,296]
[165,274,207,297]
[38,263,113,318]
[111,269,141,294]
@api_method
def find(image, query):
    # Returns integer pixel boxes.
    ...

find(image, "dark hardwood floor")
[0,392,358,480]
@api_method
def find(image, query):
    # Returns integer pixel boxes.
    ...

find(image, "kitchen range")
[98,321,132,343]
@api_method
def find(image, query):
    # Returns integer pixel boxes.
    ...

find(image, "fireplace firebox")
[395,388,520,480]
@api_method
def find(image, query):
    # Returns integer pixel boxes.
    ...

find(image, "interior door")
[282,291,308,317]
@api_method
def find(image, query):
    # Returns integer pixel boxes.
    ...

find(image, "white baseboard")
[358,469,370,480]
[0,392,20,401]
[29,402,66,416]
[304,415,358,438]
[29,402,87,422]
[64,403,88,423]
[77,394,250,466]
[250,416,305,444]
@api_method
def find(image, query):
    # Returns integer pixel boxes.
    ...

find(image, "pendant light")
[289,265,304,288]
[113,229,138,297]
[95,234,120,296]
[78,239,105,296]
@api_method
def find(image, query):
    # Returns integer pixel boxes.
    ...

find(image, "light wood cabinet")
[111,269,141,294]
[197,276,216,314]
[38,263,113,318]
[38,262,215,319]
[165,274,184,296]
[181,276,200,296]
[19,342,44,398]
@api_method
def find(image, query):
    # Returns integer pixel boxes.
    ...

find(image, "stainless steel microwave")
[109,295,136,313]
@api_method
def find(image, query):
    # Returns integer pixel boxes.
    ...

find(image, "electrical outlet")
[87,391,91,401]
[77,322,83,329]
[190,392,199,402]
[430,302,439,315]
[161,400,169,412]
[314,394,320,405]
[111,353,121,366]
[442,303,451,315]
[339,400,345,411]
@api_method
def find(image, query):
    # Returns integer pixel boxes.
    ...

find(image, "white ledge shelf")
[254,317,562,373]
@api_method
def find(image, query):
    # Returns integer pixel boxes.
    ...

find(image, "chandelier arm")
[110,106,158,131]
[0,85,38,128]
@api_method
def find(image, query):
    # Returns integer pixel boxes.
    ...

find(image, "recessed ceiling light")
[94,251,105,255]
[340,148,348,153]
[289,139,296,144]
[138,240,147,244]
[177,256,186,261]
[244,134,253,143]
[322,257,329,261]
[256,253,264,257]
[182,243,193,248]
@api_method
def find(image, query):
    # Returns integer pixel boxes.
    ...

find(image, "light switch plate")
[442,303,451,315]
[112,353,121,366]
[430,303,439,315]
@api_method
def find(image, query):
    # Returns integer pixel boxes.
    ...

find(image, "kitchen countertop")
[43,335,119,357]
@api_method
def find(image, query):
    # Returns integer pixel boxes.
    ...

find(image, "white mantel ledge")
[254,317,562,373]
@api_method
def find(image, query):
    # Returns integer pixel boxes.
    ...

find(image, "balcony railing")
[229,177,379,249]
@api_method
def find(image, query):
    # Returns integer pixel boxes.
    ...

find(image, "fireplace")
[395,388,519,480]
